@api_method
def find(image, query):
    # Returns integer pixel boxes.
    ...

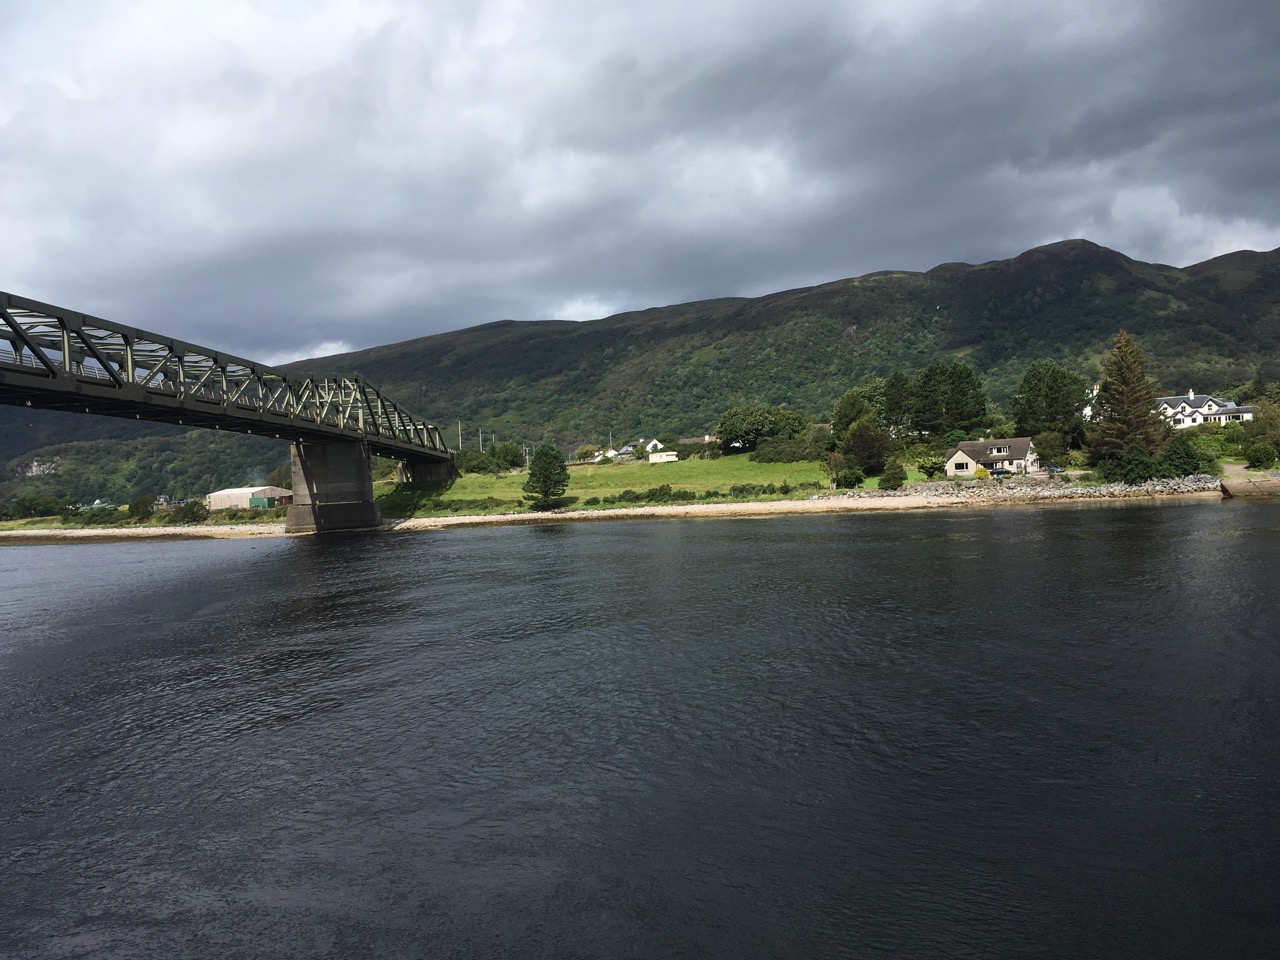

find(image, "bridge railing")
[1,291,450,461]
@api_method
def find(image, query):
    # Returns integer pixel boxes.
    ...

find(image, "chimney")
[1188,388,1195,399]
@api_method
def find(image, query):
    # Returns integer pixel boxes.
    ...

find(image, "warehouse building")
[206,485,294,511]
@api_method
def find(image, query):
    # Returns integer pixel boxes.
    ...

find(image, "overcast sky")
[3,0,1278,363]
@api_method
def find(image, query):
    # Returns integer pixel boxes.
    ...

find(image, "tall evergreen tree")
[1090,330,1166,462]
[523,442,570,510]
[1011,359,1089,443]
[841,421,893,476]
[880,370,914,436]
[908,362,986,439]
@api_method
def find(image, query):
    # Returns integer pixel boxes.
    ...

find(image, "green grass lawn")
[567,457,826,497]
[0,516,67,531]
[375,455,838,517]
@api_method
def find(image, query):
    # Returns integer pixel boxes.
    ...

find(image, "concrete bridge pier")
[285,440,382,533]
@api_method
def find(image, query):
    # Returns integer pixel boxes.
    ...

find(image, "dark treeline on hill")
[4,238,1280,503]
[302,238,1280,445]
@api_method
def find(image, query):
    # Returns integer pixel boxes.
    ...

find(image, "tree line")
[709,331,1273,486]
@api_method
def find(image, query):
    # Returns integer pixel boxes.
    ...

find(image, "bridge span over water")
[0,291,453,533]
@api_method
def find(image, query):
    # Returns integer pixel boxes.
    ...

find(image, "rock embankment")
[837,474,1223,504]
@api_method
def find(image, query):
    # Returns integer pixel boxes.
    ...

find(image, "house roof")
[1155,391,1250,412]
[944,437,1035,463]
[207,485,292,497]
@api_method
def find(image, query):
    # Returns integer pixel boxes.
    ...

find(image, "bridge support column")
[396,459,454,483]
[285,441,382,534]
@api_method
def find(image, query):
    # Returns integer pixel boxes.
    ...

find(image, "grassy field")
[0,516,66,531]
[0,457,918,527]
[375,455,841,517]
[0,506,288,532]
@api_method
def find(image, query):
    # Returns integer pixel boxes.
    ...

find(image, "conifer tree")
[879,458,907,491]
[523,442,570,510]
[1090,330,1166,462]
[1011,359,1089,443]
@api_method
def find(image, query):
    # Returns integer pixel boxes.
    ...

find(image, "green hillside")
[304,239,1280,445]
[4,238,1279,505]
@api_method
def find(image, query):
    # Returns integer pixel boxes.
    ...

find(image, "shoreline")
[0,481,1228,544]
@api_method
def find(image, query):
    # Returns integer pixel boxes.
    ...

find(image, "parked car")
[989,468,1014,478]
[1047,465,1066,474]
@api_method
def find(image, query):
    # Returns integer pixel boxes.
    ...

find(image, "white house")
[1155,389,1255,429]
[614,438,665,458]
[206,485,293,510]
[649,450,678,464]
[944,438,1039,477]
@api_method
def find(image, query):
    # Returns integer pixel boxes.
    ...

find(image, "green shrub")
[879,459,907,491]
[584,497,601,506]
[68,506,127,526]
[128,494,158,521]
[1245,441,1278,470]
[1097,443,1161,485]
[1161,433,1213,477]
[167,500,210,524]
[454,450,494,474]
[749,436,825,463]
[916,455,947,479]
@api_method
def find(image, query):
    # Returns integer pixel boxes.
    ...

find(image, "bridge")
[0,291,453,533]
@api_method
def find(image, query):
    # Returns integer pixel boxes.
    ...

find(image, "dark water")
[2,502,1279,959]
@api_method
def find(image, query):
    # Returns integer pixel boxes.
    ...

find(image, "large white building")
[1155,390,1255,429]
[206,486,293,510]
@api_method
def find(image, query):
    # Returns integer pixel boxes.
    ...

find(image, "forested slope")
[4,238,1278,504]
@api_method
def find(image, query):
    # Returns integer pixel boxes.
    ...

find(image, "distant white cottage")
[1155,390,1255,429]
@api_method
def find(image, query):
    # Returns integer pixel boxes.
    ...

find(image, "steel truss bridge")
[0,291,451,466]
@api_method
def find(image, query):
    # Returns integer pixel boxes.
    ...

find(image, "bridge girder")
[0,291,452,466]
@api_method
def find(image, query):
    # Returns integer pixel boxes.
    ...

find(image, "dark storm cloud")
[1,0,1277,361]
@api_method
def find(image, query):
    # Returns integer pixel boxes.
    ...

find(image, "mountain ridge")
[291,238,1280,444]
[5,239,1280,477]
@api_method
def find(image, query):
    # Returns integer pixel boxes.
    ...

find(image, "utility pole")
[457,421,462,451]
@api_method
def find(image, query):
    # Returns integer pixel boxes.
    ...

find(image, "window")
[989,446,1008,456]
[954,461,970,471]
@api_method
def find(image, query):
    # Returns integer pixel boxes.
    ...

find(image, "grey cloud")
[2,0,1278,360]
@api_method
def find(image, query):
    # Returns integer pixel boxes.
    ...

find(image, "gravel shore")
[388,475,1226,531]
[0,475,1227,544]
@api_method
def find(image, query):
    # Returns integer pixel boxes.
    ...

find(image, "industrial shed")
[206,485,294,510]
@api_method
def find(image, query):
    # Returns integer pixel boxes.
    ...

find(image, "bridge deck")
[0,291,451,464]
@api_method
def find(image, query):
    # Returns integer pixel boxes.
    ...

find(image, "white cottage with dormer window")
[1155,389,1255,429]
[943,437,1039,477]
